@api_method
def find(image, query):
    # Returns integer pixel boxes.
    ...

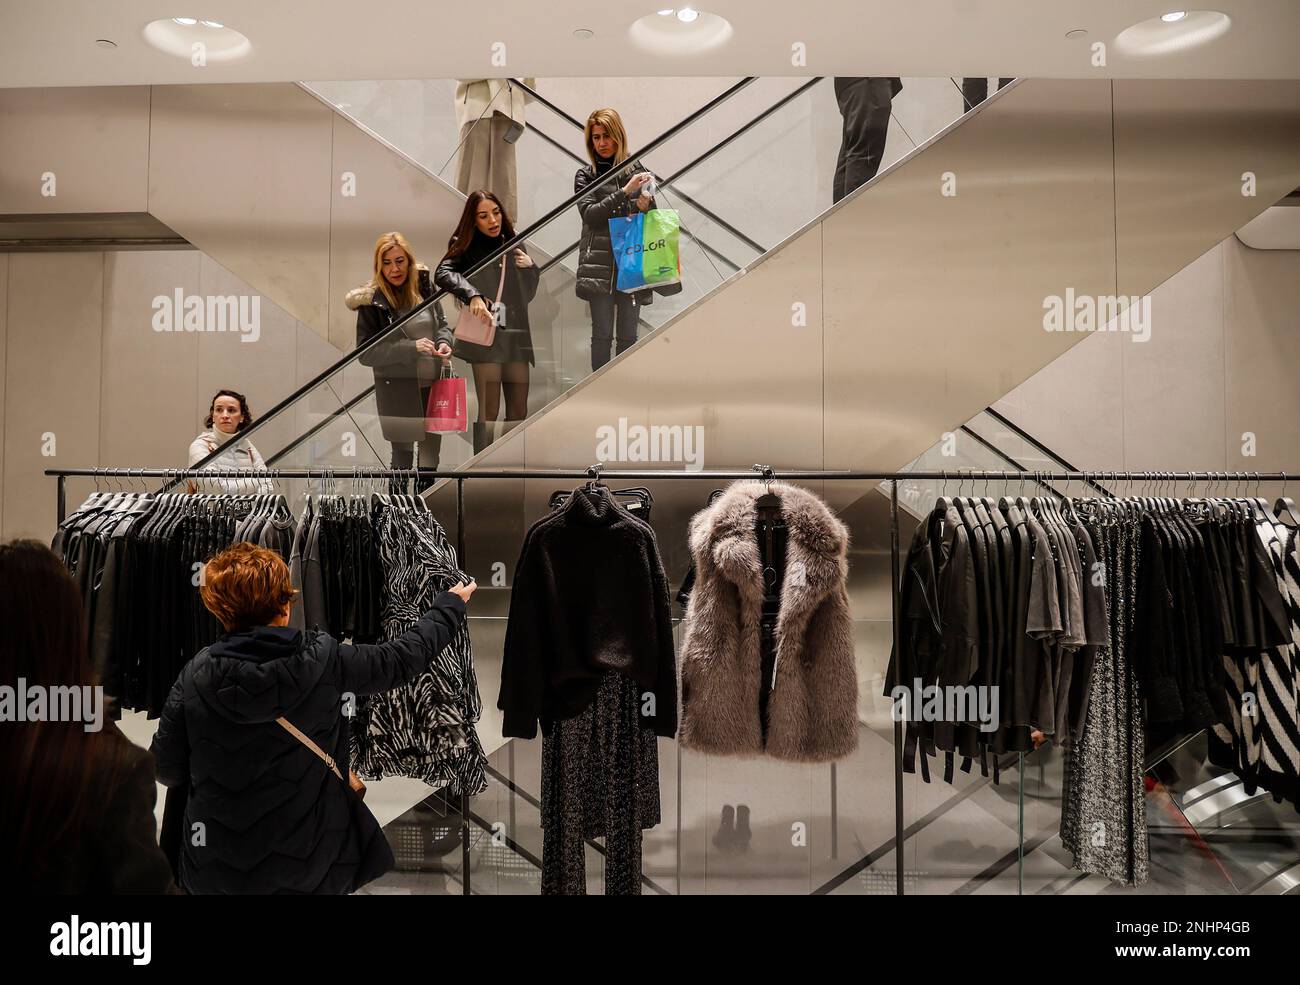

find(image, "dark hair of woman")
[445,190,517,260]
[0,540,131,882]
[204,389,255,431]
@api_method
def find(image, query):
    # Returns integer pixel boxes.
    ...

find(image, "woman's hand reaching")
[448,580,477,604]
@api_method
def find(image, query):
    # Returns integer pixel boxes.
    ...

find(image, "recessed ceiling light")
[1116,10,1231,56]
[574,28,594,39]
[1064,28,1087,39]
[95,38,118,49]
[658,7,674,14]
[630,9,731,55]
[144,18,253,61]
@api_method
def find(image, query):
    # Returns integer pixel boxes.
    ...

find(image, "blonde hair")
[370,231,423,312]
[584,108,630,168]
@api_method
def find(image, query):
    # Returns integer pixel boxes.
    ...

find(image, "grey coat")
[678,481,859,763]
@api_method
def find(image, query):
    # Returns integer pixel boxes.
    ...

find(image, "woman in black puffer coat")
[574,107,679,373]
[151,542,476,895]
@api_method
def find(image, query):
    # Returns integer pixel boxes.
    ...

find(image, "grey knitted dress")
[1060,512,1150,885]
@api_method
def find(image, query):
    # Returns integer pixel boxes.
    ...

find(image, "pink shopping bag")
[425,369,468,433]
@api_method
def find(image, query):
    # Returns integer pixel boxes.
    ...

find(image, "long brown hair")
[444,190,517,261]
[584,108,630,167]
[0,540,130,882]
[370,231,423,311]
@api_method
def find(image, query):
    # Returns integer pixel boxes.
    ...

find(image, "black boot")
[734,804,752,852]
[713,804,736,853]
[472,422,490,455]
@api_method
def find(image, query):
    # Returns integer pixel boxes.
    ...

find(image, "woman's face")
[475,200,503,238]
[211,396,244,435]
[380,246,410,287]
[590,123,617,160]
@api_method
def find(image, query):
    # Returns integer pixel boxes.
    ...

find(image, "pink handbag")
[452,256,507,347]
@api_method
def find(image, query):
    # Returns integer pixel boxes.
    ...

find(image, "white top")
[187,429,274,494]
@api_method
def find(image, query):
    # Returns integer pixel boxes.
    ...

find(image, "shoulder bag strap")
[275,716,344,783]
[493,254,508,304]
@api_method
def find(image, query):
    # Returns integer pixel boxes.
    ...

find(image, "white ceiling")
[2,1,1298,89]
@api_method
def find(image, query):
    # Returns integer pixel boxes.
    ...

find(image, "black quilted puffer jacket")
[574,157,682,304]
[150,594,465,894]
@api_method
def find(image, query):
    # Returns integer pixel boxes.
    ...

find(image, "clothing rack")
[46,464,1300,896]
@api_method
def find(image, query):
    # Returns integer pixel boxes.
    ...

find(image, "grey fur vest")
[679,481,859,763]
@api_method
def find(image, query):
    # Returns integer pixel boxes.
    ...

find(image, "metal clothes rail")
[45,464,1300,896]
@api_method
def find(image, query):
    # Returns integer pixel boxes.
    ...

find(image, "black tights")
[471,361,530,423]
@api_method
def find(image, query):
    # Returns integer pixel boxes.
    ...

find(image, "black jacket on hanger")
[499,485,677,740]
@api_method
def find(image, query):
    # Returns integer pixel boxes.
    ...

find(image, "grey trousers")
[539,672,661,895]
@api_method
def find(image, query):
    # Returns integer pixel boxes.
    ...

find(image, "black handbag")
[276,716,394,893]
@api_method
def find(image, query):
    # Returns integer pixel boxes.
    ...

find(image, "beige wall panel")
[3,253,104,540]
[823,78,1116,472]
[100,250,203,473]
[514,225,825,473]
[326,114,470,353]
[1224,236,1300,475]
[148,84,335,337]
[1114,80,1300,298]
[1120,244,1226,471]
[193,254,300,462]
[0,87,150,214]
[993,328,1126,471]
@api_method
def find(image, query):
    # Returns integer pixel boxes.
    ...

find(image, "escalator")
[210,74,975,482]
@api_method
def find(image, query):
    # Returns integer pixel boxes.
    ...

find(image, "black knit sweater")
[499,486,678,739]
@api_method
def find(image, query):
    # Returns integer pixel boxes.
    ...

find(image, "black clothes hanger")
[753,464,782,517]
[549,484,654,515]
[1275,472,1298,528]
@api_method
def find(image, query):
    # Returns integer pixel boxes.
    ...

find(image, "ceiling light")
[658,8,674,14]
[1064,28,1087,39]
[95,38,118,49]
[144,18,253,61]
[573,28,594,39]
[630,9,732,55]
[1115,10,1231,56]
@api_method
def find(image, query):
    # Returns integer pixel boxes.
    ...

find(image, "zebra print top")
[350,501,488,797]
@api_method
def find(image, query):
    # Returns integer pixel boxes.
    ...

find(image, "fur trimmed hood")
[679,481,859,763]
[345,263,431,311]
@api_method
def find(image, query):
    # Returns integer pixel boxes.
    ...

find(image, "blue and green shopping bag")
[608,209,681,293]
